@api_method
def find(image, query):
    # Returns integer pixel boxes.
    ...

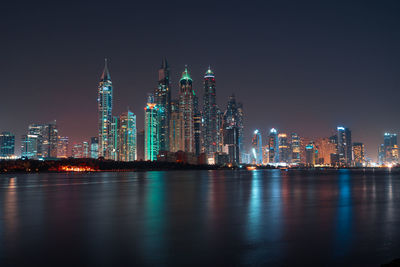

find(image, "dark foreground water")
[0,170,400,266]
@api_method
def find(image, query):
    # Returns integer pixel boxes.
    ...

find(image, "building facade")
[144,94,159,161]
[202,67,218,158]
[179,67,195,153]
[98,59,113,159]
[0,132,15,158]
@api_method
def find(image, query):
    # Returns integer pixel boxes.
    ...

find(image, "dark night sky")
[1,0,400,159]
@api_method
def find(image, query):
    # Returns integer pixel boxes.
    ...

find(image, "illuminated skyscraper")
[145,94,159,161]
[268,128,279,163]
[251,130,262,164]
[193,96,202,156]
[278,133,290,163]
[202,67,218,158]
[179,66,195,153]
[28,121,58,158]
[305,143,317,166]
[383,133,398,164]
[315,137,336,165]
[57,136,69,158]
[98,58,113,159]
[118,110,137,161]
[353,142,365,167]
[337,126,352,166]
[155,58,171,152]
[21,134,38,159]
[0,132,15,158]
[290,133,301,164]
[90,137,99,159]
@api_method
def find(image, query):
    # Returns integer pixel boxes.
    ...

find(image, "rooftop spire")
[180,65,192,81]
[161,57,169,69]
[100,58,111,81]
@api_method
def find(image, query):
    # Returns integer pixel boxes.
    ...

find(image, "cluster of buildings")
[98,58,244,165]
[248,126,398,167]
[0,59,399,168]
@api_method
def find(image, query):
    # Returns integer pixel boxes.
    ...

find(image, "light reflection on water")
[0,170,400,266]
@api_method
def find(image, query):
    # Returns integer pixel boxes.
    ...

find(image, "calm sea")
[0,169,399,266]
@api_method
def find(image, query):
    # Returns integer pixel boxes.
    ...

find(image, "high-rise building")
[57,136,69,158]
[179,66,195,153]
[28,121,58,158]
[383,133,398,164]
[109,116,119,161]
[155,58,171,152]
[90,137,99,159]
[278,133,290,163]
[72,143,83,158]
[251,130,262,164]
[305,143,318,166]
[202,67,218,158]
[378,144,385,165]
[222,95,241,165]
[21,134,38,159]
[118,110,137,161]
[268,128,279,163]
[145,94,159,161]
[41,121,58,158]
[353,142,365,167]
[290,133,301,164]
[0,132,15,158]
[337,126,352,167]
[98,58,113,159]
[169,100,184,152]
[315,137,337,165]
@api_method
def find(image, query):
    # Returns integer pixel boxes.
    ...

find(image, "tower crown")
[204,66,215,78]
[100,58,111,81]
[180,66,192,82]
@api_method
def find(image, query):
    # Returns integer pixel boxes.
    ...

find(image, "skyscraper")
[290,133,301,164]
[353,142,365,167]
[179,66,195,153]
[202,67,218,158]
[21,134,38,159]
[278,133,290,163]
[169,100,184,152]
[337,126,352,166]
[109,116,119,161]
[0,132,15,158]
[268,128,279,163]
[144,94,159,161]
[251,130,262,164]
[155,58,171,152]
[98,58,113,159]
[90,137,99,159]
[223,95,241,165]
[315,137,336,165]
[383,133,398,164]
[41,121,58,158]
[118,110,137,161]
[28,121,58,158]
[57,136,69,158]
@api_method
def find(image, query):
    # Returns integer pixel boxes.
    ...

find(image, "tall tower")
[251,130,262,164]
[118,110,137,161]
[202,67,218,158]
[145,94,159,161]
[155,58,171,152]
[223,95,241,165]
[337,126,352,167]
[268,128,279,163]
[98,58,113,159]
[179,66,195,153]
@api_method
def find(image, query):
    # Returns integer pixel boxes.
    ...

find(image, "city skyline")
[2,1,400,159]
[1,57,399,161]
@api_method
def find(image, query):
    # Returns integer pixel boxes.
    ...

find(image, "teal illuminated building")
[144,94,159,161]
[118,110,137,161]
[0,132,15,158]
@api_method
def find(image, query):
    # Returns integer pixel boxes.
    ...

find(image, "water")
[0,169,399,266]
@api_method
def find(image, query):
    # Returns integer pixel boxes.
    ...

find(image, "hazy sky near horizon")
[1,0,400,159]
